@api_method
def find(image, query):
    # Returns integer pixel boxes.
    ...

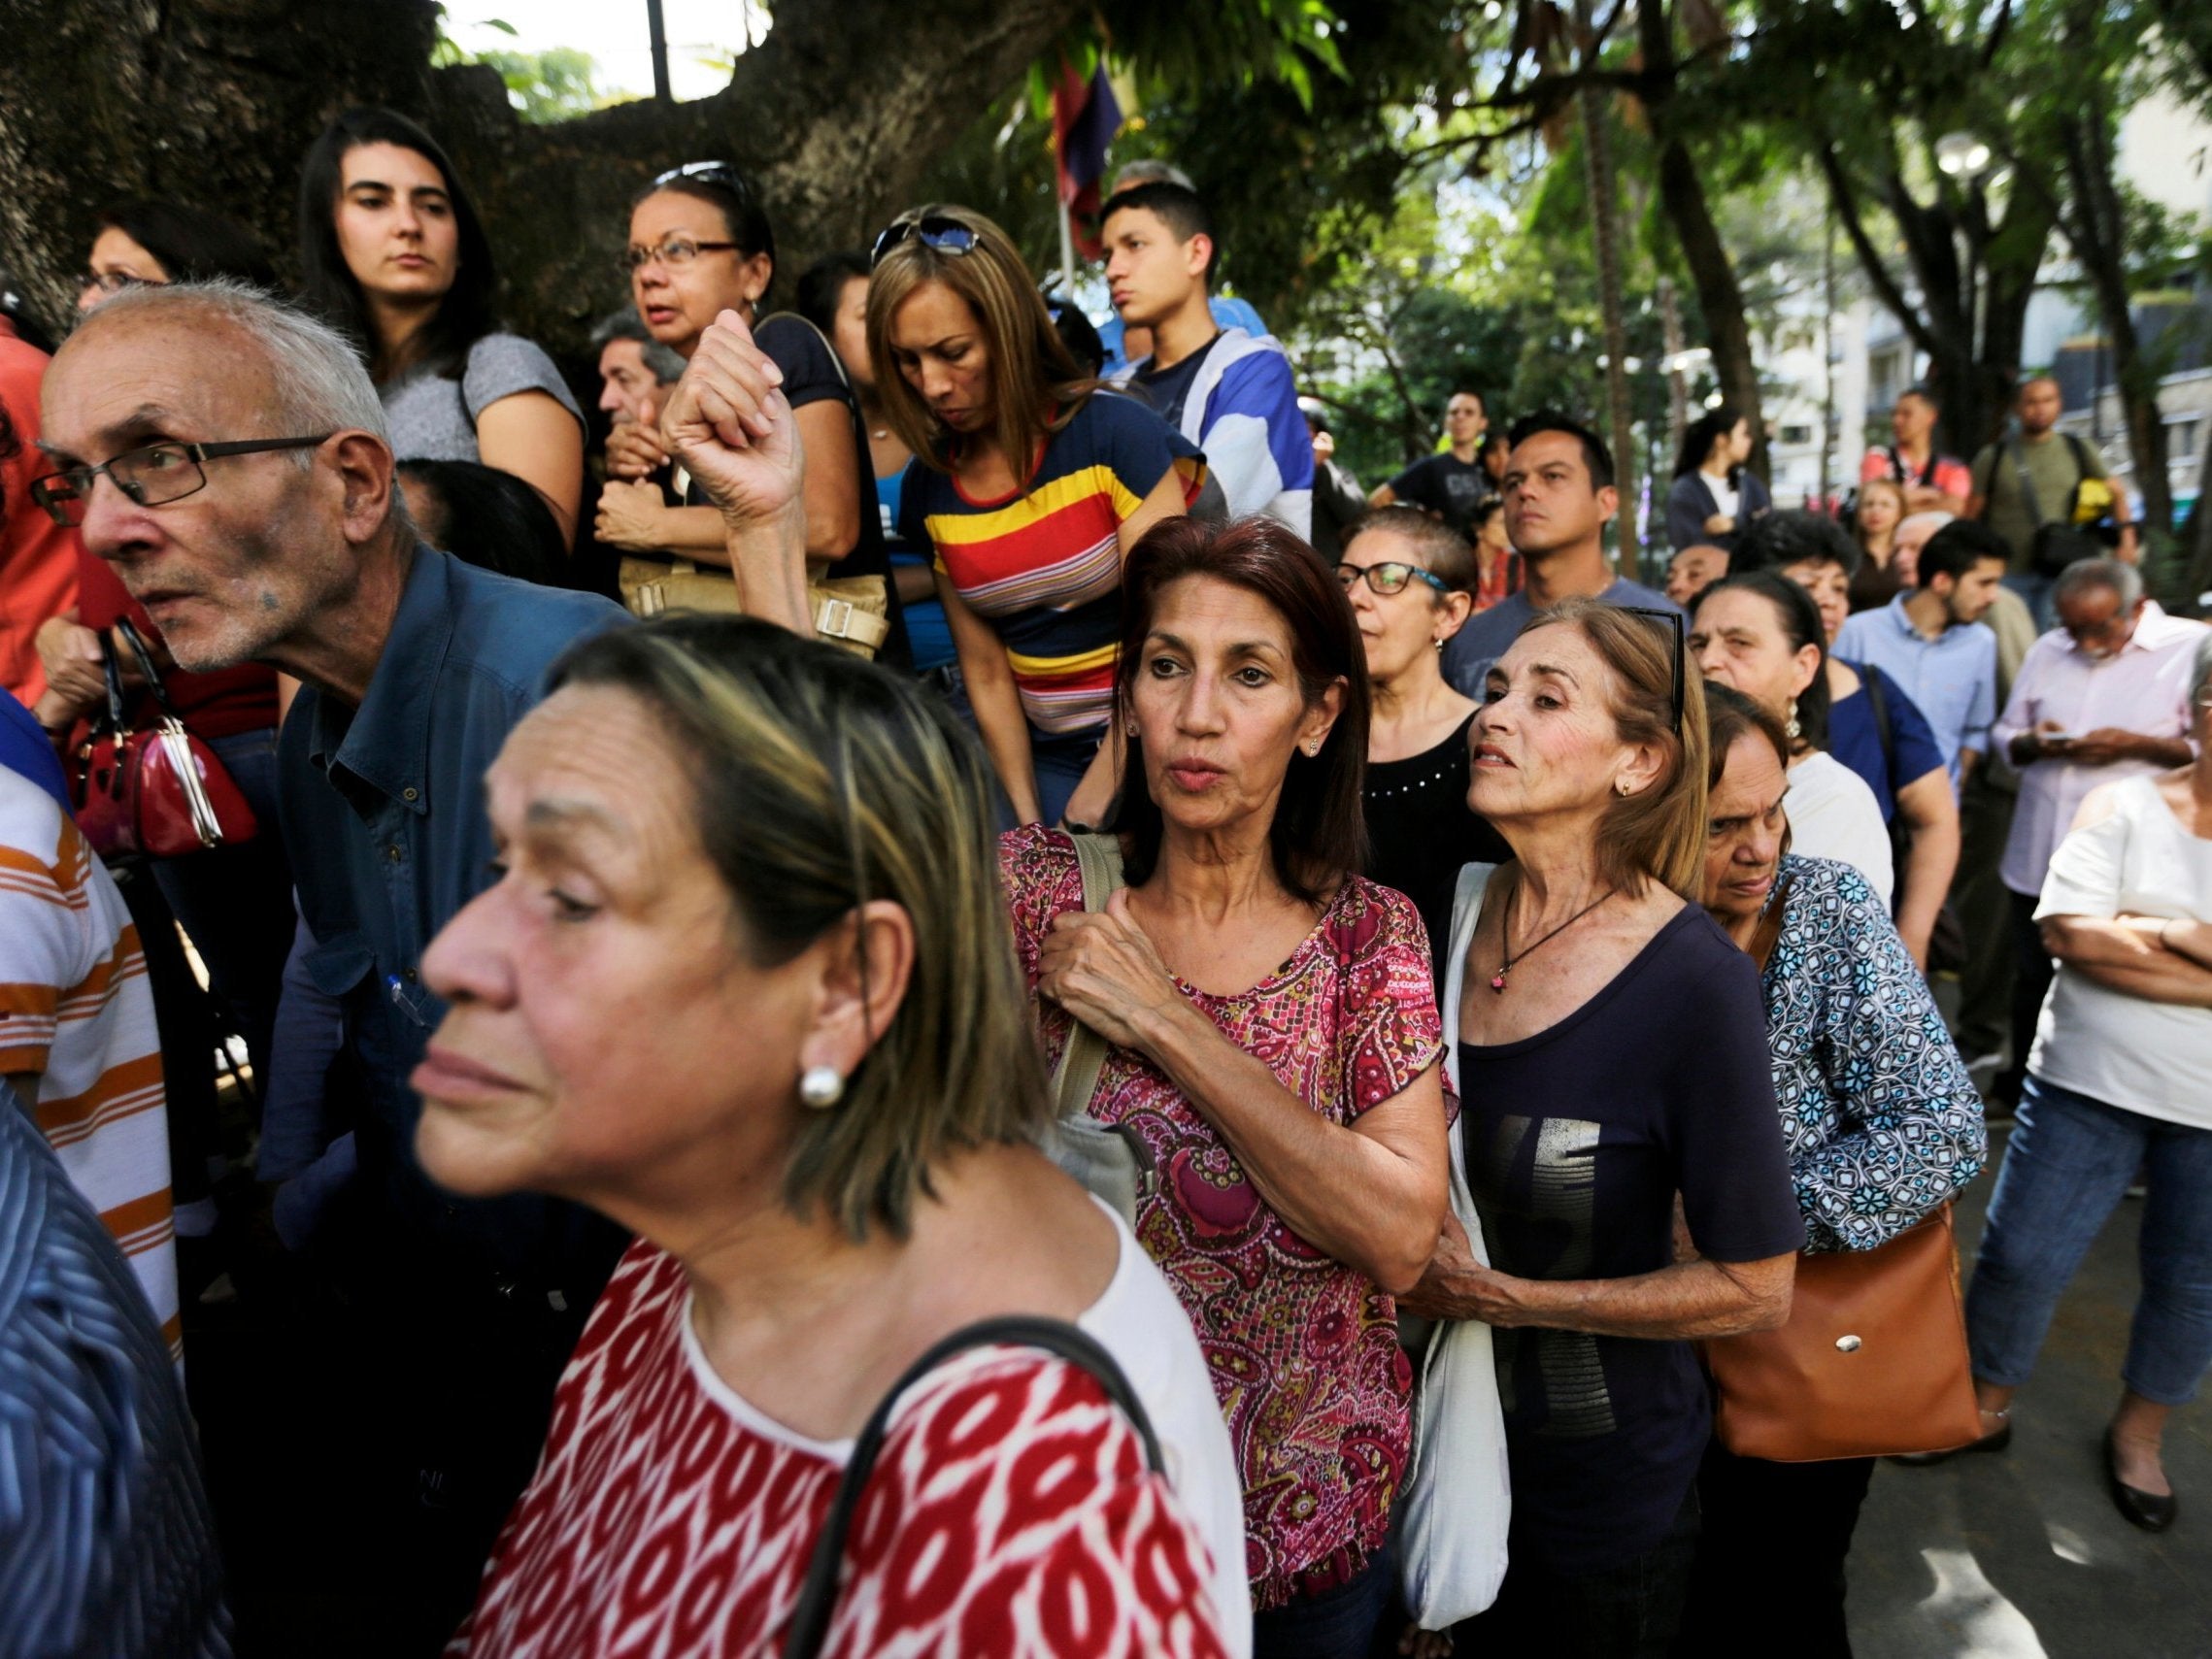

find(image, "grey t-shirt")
[380,332,583,463]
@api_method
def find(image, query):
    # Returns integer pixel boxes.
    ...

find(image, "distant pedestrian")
[1370,390,1494,539]
[1666,406,1769,554]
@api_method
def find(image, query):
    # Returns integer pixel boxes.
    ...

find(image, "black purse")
[2003,437,2103,579]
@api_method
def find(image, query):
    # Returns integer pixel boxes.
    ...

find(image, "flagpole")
[1057,196,1078,298]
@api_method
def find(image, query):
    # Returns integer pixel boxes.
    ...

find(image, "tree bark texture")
[1636,0,1766,484]
[1574,0,1640,577]
[2059,101,2172,540]
[0,0,1086,359]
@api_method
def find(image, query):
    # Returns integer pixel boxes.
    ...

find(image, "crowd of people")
[0,107,2205,1659]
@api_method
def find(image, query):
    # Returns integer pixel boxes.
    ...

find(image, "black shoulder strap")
[1863,662,1895,780]
[781,1316,1163,1659]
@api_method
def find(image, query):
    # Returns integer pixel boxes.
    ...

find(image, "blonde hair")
[864,204,1092,481]
[547,614,1049,1241]
[1519,598,1710,901]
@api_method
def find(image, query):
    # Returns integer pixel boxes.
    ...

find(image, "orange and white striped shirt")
[0,766,177,1359]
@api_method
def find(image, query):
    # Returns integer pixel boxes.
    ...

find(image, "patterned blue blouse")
[1755,855,1988,1253]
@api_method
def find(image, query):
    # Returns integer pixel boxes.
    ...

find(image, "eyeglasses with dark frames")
[29,436,333,528]
[1335,560,1451,599]
[1621,606,1687,733]
[617,235,741,275]
[871,215,980,269]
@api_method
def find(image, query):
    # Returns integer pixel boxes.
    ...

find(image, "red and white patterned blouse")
[451,1242,1230,1658]
[999,827,1446,1609]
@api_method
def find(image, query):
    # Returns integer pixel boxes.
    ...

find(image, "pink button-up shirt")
[1994,601,2207,894]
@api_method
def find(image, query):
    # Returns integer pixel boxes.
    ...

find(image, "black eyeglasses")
[1621,607,1687,733]
[871,216,979,269]
[1335,560,1450,599]
[30,436,332,527]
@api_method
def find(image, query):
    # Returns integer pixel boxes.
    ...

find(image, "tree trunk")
[1575,0,1640,580]
[1635,0,1765,483]
[0,0,1086,359]
[2059,103,2173,541]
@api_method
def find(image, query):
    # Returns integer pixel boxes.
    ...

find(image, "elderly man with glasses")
[1983,558,2207,1111]
[35,277,648,1645]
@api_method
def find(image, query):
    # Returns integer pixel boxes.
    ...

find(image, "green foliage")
[471,47,620,122]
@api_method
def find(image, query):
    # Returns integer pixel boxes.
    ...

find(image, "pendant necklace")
[1491,883,1617,993]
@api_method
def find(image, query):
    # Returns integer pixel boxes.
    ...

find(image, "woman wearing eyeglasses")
[1397,602,1803,1659]
[599,163,906,664]
[298,108,585,543]
[868,205,1201,826]
[1345,506,1509,985]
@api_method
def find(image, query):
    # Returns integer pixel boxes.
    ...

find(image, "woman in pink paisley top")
[1002,515,1453,1657]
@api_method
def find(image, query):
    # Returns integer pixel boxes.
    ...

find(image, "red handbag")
[72,620,258,859]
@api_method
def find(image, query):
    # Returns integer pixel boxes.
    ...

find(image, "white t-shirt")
[2031,776,2212,1128]
[1704,469,1740,522]
[1785,751,1894,910]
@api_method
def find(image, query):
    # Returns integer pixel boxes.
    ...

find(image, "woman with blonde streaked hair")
[1399,600,1804,1657]
[866,202,1204,827]
[429,613,1249,1656]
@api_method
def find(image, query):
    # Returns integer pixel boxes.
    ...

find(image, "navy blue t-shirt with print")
[1456,904,1802,1575]
[1131,335,1217,430]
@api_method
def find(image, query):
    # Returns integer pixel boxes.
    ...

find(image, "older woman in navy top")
[1402,600,1802,1658]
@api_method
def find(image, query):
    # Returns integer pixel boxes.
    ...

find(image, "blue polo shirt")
[1834,595,1996,786]
[279,546,629,1297]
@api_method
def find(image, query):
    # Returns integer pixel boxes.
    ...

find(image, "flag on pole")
[1052,56,1122,260]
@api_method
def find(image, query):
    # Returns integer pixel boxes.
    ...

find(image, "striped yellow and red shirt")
[900,392,1205,736]
[0,767,177,1360]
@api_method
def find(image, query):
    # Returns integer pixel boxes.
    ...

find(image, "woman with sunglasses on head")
[1689,571,1896,913]
[600,163,906,663]
[299,108,585,544]
[869,205,1201,826]
[1345,506,1509,984]
[1397,602,1802,1659]
[1675,683,1984,1657]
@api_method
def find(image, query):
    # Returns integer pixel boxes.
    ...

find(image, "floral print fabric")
[999,827,1445,1609]
[1759,854,1989,1251]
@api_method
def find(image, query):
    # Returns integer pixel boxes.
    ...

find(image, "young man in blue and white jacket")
[1103,181,1314,540]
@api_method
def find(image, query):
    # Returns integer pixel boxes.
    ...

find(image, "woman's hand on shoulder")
[1036,888,1187,1052]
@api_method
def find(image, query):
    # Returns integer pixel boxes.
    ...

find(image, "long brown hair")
[864,204,1093,484]
[1108,516,1369,904]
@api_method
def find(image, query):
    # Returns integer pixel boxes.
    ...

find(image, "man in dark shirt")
[38,279,632,1645]
[1371,389,1493,537]
[1444,412,1682,697]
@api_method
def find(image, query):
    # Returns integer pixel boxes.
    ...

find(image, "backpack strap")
[1050,833,1127,1118]
[781,1317,1162,1659]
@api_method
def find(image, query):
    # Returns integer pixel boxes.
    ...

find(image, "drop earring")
[798,1065,844,1110]
[1786,698,1802,742]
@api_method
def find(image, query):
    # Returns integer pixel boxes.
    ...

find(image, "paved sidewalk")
[1849,1127,2212,1658]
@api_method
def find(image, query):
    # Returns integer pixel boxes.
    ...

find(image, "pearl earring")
[1617,778,1633,797]
[798,1065,844,1110]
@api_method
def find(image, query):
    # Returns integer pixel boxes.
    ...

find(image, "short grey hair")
[2054,556,2143,610]
[72,278,389,453]
[588,309,685,384]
